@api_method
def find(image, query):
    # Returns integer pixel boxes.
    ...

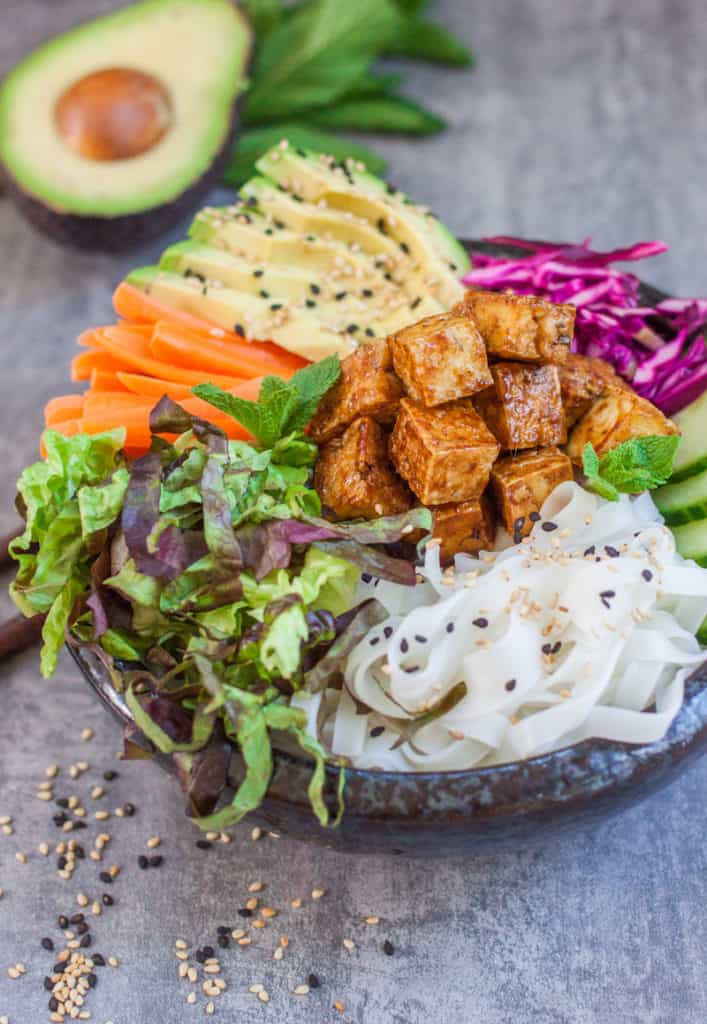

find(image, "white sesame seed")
[247,881,263,893]
[365,915,380,925]
[46,764,59,779]
[343,939,355,951]
[311,888,325,900]
[187,991,196,1004]
[2,824,14,836]
[175,939,188,950]
[90,787,104,800]
[146,836,161,850]
[108,957,120,968]
[250,827,262,841]
[76,894,88,907]
[7,967,19,979]
[81,729,94,742]
[290,898,302,909]
[178,962,188,979]
[0,816,11,826]
[175,950,188,962]
[187,967,198,983]
[258,990,270,1004]
[249,984,264,994]
[273,947,284,961]
[205,1002,215,1016]
[294,984,310,995]
[15,852,26,865]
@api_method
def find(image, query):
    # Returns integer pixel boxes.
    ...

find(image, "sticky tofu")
[314,417,412,521]
[558,353,629,427]
[309,338,403,444]
[389,312,492,407]
[455,289,574,364]
[490,448,573,537]
[430,496,497,562]
[390,398,500,505]
[566,390,678,465]
[475,362,566,450]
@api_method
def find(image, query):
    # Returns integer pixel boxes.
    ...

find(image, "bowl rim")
[69,238,707,799]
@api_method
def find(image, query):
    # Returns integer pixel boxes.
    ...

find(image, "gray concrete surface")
[1,1,707,1022]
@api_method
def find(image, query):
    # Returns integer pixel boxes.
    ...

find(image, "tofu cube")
[566,390,678,465]
[558,353,629,427]
[490,447,573,537]
[455,289,574,363]
[475,362,566,450]
[309,338,403,444]
[389,312,492,407]
[431,495,497,562]
[390,398,500,505]
[314,417,412,521]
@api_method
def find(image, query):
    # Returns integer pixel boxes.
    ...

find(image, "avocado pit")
[55,67,172,162]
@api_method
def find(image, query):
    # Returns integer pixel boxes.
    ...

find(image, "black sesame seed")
[80,934,92,948]
[361,288,373,299]
[514,516,526,532]
[53,812,67,827]
[541,643,552,655]
[600,589,616,599]
[362,573,373,583]
[195,949,206,964]
[102,893,114,906]
[270,303,283,311]
[346,323,358,334]
[53,962,65,974]
[369,637,380,646]
[137,855,149,870]
[472,617,488,629]
[196,839,212,850]
[73,820,87,831]
[584,545,596,556]
[58,915,69,929]
[103,770,118,781]
[99,871,112,885]
[505,678,517,692]
[377,217,387,234]
[273,219,285,229]
[217,926,230,935]
[87,973,97,988]
[305,299,316,308]
[296,147,307,157]
[123,803,136,816]
[41,937,54,951]
[264,228,274,236]
[310,283,321,295]
[149,855,163,868]
[414,635,427,644]
[253,269,264,278]
[49,997,59,1012]
[383,626,393,639]
[55,797,69,809]
[306,234,316,242]
[202,946,215,958]
[238,907,253,918]
[382,940,395,956]
[365,327,375,337]
[218,935,230,948]
[400,638,409,653]
[384,272,393,281]
[308,973,321,989]
[446,622,455,633]
[605,545,620,558]
[542,521,558,532]
[70,914,84,925]
[74,845,85,860]
[410,296,422,310]
[552,641,562,654]
[529,511,541,522]
[403,666,419,673]
[235,324,245,338]
[92,954,106,967]
[642,569,653,581]
[335,291,347,301]
[259,289,270,298]
[399,241,410,254]
[57,856,67,870]
[76,921,89,935]
[370,726,385,738]
[44,976,54,991]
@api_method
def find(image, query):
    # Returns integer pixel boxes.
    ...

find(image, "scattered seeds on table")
[14,852,26,865]
[81,729,94,742]
[46,765,59,779]
[250,827,262,842]
[291,898,302,909]
[311,888,325,900]
[343,939,355,952]
[365,915,380,925]
[294,984,310,996]
[146,837,161,850]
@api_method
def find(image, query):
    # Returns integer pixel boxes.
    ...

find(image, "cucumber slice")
[654,466,707,525]
[671,520,707,566]
[669,390,707,483]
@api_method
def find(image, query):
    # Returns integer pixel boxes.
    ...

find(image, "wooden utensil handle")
[0,613,44,661]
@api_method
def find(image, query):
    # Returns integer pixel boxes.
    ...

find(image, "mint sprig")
[582,435,680,501]
[193,355,341,448]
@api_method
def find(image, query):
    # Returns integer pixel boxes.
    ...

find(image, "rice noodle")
[311,483,707,772]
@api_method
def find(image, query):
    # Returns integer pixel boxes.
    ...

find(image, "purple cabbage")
[464,237,707,415]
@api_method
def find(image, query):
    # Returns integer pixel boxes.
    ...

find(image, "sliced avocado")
[0,0,251,249]
[256,142,468,307]
[128,267,358,361]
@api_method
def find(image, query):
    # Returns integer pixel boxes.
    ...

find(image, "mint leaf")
[307,95,445,135]
[192,383,265,443]
[384,17,473,66]
[582,436,679,501]
[286,355,341,432]
[257,376,299,446]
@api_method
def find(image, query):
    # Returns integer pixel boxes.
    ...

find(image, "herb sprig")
[228,0,474,186]
[582,435,680,501]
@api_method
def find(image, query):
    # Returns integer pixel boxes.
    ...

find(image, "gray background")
[1,1,706,1022]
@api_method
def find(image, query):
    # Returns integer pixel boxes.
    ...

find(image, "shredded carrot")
[71,350,126,382]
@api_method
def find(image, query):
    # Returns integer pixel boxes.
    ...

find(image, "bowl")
[70,240,707,856]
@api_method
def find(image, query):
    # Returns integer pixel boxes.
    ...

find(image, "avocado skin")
[5,103,241,253]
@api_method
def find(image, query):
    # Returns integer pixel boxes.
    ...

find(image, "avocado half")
[0,0,252,250]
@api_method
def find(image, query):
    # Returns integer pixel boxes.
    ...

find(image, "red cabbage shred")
[463,237,707,415]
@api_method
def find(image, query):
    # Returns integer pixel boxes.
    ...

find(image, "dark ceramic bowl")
[71,240,707,856]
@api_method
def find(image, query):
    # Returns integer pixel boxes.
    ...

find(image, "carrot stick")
[72,350,126,381]
[92,326,248,388]
[45,394,85,427]
[116,373,194,401]
[151,321,306,380]
[90,370,129,392]
[113,282,219,332]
